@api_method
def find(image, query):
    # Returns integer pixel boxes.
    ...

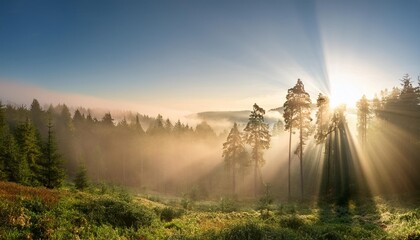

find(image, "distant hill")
[189,109,281,125]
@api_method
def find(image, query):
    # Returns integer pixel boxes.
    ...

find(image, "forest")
[0,74,419,239]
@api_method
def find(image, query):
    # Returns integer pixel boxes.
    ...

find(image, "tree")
[75,163,89,190]
[271,120,284,136]
[195,121,216,139]
[164,118,173,133]
[73,109,85,129]
[283,79,312,200]
[399,74,418,107]
[147,114,165,135]
[356,95,370,147]
[102,112,114,126]
[15,119,42,185]
[315,93,330,143]
[132,114,145,135]
[372,94,381,117]
[41,118,65,188]
[222,123,246,195]
[243,103,270,197]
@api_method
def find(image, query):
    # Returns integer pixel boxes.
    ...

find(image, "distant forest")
[0,74,419,200]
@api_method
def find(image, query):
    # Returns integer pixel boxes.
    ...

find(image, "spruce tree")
[356,95,370,147]
[15,119,42,185]
[41,118,65,188]
[75,163,89,190]
[315,93,330,143]
[244,103,271,197]
[222,123,246,195]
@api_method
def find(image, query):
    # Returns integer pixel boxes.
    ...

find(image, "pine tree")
[244,103,271,197]
[132,114,145,134]
[372,94,381,117]
[73,109,85,129]
[164,118,173,133]
[222,123,246,195]
[271,120,284,136]
[41,118,65,188]
[75,163,89,190]
[283,79,312,200]
[102,112,114,126]
[195,121,216,139]
[315,93,330,143]
[147,114,165,135]
[15,119,42,185]
[356,95,370,148]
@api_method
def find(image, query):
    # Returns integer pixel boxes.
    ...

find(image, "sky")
[1,0,419,116]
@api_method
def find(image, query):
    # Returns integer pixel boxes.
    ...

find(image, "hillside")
[0,181,418,239]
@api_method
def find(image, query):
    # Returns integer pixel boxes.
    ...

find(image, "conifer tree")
[283,79,312,200]
[222,123,245,194]
[15,119,42,185]
[41,118,65,188]
[102,112,114,126]
[133,114,145,134]
[271,120,284,136]
[315,93,330,143]
[75,163,89,190]
[147,114,165,135]
[244,103,270,197]
[164,118,173,133]
[357,95,370,147]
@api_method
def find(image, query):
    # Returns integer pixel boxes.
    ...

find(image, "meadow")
[0,181,418,240]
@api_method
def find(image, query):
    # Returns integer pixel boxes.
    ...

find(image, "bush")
[279,216,305,230]
[160,207,184,222]
[223,222,264,240]
[76,197,155,228]
[218,197,238,213]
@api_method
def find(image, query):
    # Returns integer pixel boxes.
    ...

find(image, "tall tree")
[147,114,165,135]
[222,123,246,195]
[271,120,284,136]
[30,99,46,135]
[41,118,65,188]
[356,95,370,147]
[244,103,271,197]
[315,93,330,143]
[15,119,42,185]
[283,79,312,200]
[102,112,115,127]
[132,114,145,135]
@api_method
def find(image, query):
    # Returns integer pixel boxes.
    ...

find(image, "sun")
[329,80,362,109]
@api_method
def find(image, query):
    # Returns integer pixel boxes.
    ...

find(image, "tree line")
[222,74,419,200]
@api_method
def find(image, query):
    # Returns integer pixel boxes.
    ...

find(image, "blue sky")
[1,0,419,113]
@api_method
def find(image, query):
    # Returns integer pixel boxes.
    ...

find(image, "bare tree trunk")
[254,158,257,198]
[299,112,304,201]
[326,133,331,195]
[288,127,292,201]
[232,157,236,195]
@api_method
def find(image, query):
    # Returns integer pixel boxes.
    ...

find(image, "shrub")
[279,215,305,230]
[160,207,184,222]
[218,197,238,213]
[223,222,264,240]
[76,197,155,228]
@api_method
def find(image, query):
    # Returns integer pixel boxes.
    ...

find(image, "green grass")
[0,181,418,239]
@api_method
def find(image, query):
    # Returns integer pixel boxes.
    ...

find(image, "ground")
[0,181,418,239]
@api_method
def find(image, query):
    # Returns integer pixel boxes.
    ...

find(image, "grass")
[0,181,418,239]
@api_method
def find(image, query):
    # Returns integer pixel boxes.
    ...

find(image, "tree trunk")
[288,127,292,201]
[232,156,236,195]
[299,112,304,201]
[326,133,331,195]
[254,157,257,197]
